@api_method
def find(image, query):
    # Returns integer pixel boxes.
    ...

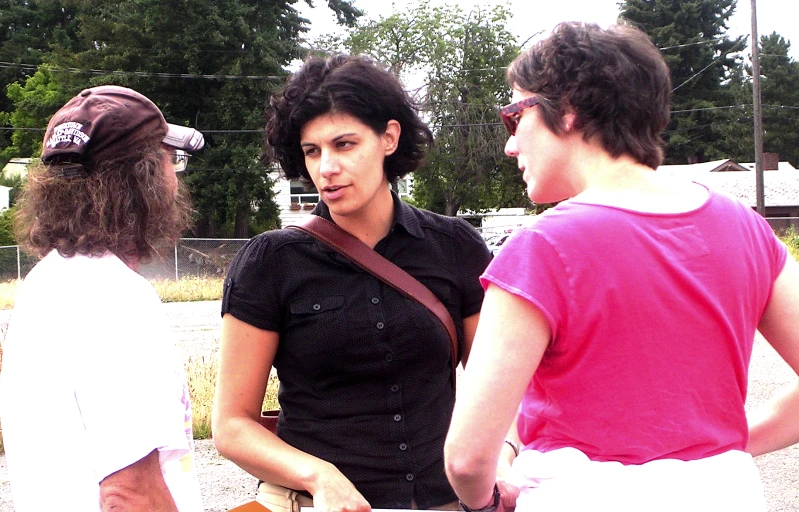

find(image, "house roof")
[657,159,799,208]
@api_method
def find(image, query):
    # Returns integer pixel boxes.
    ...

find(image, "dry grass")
[0,276,224,310]
[0,279,21,310]
[185,354,280,440]
[153,276,224,303]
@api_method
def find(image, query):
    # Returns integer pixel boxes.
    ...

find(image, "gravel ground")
[0,300,798,511]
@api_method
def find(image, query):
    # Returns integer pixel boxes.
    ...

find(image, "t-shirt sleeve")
[454,220,493,318]
[480,229,571,342]
[221,234,281,332]
[76,288,191,483]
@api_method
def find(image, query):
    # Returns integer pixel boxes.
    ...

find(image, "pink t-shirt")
[481,188,787,464]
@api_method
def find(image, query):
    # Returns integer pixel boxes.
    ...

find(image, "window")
[290,180,319,204]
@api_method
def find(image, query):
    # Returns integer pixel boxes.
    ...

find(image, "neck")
[330,186,395,248]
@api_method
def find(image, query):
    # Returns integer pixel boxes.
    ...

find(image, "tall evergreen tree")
[0,0,361,237]
[620,0,744,164]
[716,32,799,166]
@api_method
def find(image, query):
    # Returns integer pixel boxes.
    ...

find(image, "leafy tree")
[0,67,71,162]
[620,0,744,164]
[334,1,526,215]
[0,206,15,246]
[0,1,83,161]
[0,0,361,237]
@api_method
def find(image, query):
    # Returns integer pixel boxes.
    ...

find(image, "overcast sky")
[298,0,799,61]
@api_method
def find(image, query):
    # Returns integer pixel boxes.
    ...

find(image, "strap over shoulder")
[287,215,460,389]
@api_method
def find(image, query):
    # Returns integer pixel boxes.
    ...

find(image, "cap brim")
[163,124,205,151]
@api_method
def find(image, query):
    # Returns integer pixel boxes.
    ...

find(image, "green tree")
[337,1,525,215]
[1,0,361,237]
[620,0,744,164]
[0,1,83,161]
[713,32,799,166]
[0,67,71,162]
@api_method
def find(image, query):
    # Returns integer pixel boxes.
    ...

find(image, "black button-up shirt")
[222,193,491,508]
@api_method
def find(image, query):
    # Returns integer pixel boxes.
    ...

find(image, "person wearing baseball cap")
[0,85,205,512]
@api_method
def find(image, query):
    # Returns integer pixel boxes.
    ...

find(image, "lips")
[322,184,347,201]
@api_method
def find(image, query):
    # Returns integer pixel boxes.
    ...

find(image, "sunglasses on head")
[499,96,541,136]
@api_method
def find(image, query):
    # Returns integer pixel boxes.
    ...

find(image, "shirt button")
[385,354,394,362]
[394,414,402,422]
[376,322,385,329]
[371,297,380,304]
[391,384,399,392]
[406,473,415,481]
[312,303,321,311]
[399,443,408,451]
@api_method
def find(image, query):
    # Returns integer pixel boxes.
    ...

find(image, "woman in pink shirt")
[445,22,799,512]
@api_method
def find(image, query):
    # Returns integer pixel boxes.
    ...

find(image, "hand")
[310,466,371,512]
[496,478,520,512]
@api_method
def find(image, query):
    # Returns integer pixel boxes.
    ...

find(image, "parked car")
[485,232,512,255]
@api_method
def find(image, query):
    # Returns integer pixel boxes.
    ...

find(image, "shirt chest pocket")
[286,295,347,355]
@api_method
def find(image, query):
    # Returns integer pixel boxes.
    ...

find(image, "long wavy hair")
[15,141,192,263]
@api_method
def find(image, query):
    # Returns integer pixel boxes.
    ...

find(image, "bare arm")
[212,314,370,512]
[99,449,177,512]
[749,256,799,456]
[460,312,480,367]
[445,285,549,509]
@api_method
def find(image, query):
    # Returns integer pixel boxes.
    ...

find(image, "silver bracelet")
[503,438,520,457]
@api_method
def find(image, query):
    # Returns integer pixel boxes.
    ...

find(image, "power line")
[2,104,797,133]
[0,62,284,81]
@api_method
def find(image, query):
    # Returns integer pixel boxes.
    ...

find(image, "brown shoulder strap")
[287,216,459,389]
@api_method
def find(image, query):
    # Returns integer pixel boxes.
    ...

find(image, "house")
[0,157,29,211]
[657,153,799,231]
[270,169,414,227]
[2,157,31,181]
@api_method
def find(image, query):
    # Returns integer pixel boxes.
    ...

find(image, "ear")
[562,112,577,133]
[383,120,401,156]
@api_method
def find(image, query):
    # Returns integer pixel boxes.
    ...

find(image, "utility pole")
[751,0,765,216]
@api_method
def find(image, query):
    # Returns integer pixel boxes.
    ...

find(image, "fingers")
[496,478,520,512]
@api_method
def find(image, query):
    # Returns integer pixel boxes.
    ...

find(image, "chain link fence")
[0,239,250,281]
[1,217,798,281]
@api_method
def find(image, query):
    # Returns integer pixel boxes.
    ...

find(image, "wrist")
[460,484,500,512]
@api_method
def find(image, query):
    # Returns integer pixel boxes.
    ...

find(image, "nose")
[504,136,519,157]
[319,149,340,178]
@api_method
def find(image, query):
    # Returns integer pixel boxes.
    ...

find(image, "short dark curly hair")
[263,54,433,182]
[15,141,192,263]
[507,22,672,169]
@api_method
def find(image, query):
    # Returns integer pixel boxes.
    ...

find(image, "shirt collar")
[312,189,425,240]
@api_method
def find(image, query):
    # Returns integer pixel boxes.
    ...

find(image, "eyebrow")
[300,132,359,147]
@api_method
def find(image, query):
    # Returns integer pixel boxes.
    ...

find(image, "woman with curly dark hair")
[445,22,799,511]
[213,54,491,512]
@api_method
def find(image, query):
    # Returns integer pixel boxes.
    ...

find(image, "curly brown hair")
[507,22,671,169]
[15,142,192,263]
[263,54,433,182]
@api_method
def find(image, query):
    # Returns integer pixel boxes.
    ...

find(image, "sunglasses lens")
[502,114,518,136]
